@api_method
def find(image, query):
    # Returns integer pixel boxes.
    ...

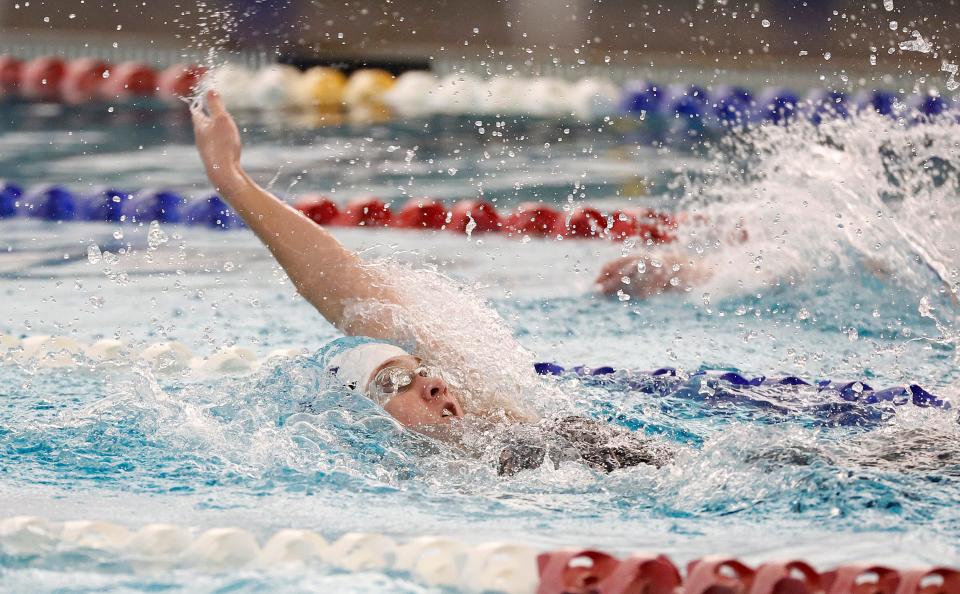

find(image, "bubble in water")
[846,327,859,341]
[884,0,894,10]
[112,229,123,240]
[797,308,811,320]
[86,245,102,264]
[102,251,119,265]
[761,19,770,27]
[464,214,477,239]
[889,20,898,30]
[616,289,630,301]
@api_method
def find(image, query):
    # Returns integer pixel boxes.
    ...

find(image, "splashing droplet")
[86,245,102,264]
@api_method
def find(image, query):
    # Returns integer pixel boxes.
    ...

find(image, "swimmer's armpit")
[496,416,672,476]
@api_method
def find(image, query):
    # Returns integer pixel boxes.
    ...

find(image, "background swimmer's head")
[368,355,465,428]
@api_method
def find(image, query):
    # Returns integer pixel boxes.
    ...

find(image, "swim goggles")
[368,362,445,404]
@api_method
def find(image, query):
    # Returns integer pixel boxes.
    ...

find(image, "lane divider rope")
[0,181,679,241]
[0,335,948,412]
[1,515,956,594]
[0,55,950,123]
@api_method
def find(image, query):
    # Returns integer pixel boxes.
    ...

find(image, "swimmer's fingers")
[205,89,229,118]
[190,103,207,128]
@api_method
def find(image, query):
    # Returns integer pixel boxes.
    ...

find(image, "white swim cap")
[328,342,409,400]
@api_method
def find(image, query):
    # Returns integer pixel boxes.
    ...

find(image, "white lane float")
[60,520,132,550]
[184,527,261,569]
[0,334,306,375]
[260,529,328,566]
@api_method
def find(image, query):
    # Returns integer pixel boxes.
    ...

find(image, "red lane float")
[290,195,678,242]
[0,55,203,104]
[534,550,958,594]
[751,561,822,594]
[20,56,67,100]
[636,208,678,243]
[823,565,900,594]
[102,61,157,98]
[295,195,339,225]
[157,63,206,101]
[609,210,639,240]
[395,198,448,229]
[536,550,681,594]
[686,557,756,594]
[0,55,22,94]
[333,197,392,227]
[507,202,562,237]
[448,199,502,233]
[62,58,110,103]
[561,206,607,238]
[895,568,960,594]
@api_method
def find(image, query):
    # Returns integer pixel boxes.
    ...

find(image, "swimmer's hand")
[595,252,708,299]
[191,89,243,192]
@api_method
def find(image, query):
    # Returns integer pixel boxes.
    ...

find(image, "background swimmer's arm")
[595,252,711,299]
[191,90,400,339]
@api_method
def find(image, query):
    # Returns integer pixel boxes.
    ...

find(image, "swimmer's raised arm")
[191,90,399,338]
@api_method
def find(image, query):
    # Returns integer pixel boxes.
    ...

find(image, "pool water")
[1,102,960,592]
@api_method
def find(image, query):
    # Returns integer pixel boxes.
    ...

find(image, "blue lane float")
[910,92,951,117]
[713,86,754,125]
[82,188,131,222]
[124,189,187,224]
[622,81,666,115]
[669,85,711,121]
[533,363,951,424]
[185,194,243,230]
[805,89,850,124]
[855,89,898,116]
[755,88,800,124]
[0,185,237,230]
[18,185,78,221]
[0,181,23,218]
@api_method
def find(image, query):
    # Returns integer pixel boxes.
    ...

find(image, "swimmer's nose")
[419,376,448,400]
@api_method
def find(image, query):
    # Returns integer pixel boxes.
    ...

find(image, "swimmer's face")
[368,356,465,428]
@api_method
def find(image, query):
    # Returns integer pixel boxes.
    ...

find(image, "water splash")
[674,113,960,305]
[340,260,568,422]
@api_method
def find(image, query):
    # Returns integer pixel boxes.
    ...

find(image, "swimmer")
[191,90,670,475]
[595,250,711,299]
[595,218,748,298]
